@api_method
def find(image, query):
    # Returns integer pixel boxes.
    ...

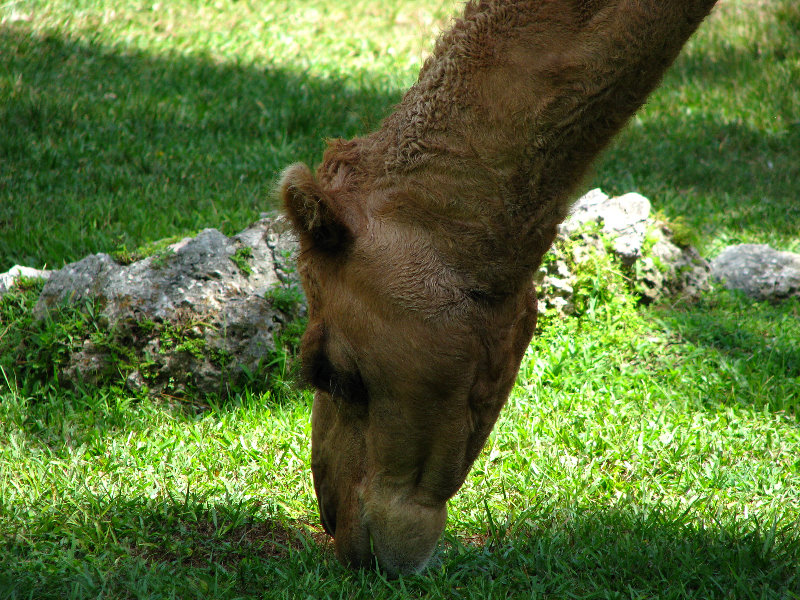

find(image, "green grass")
[0,0,455,270]
[593,2,800,256]
[1,0,799,598]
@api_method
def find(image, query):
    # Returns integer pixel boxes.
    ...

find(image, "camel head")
[279,0,718,576]
[281,159,538,575]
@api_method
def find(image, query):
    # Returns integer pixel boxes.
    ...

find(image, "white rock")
[0,265,52,295]
[711,244,800,302]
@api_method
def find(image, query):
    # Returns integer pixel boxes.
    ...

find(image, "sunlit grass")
[0,0,457,269]
[2,287,798,598]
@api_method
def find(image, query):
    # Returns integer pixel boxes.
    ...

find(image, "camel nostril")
[320,505,336,537]
[318,494,337,537]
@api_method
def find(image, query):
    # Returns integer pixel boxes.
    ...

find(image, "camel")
[280,0,718,575]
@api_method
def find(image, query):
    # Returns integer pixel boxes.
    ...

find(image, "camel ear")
[280,163,352,252]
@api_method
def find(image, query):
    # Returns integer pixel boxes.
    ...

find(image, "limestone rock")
[34,217,304,397]
[14,190,718,393]
[0,265,52,295]
[635,225,710,304]
[559,189,652,266]
[711,244,800,302]
[538,189,710,316]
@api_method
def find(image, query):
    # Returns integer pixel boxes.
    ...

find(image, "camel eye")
[305,350,369,406]
[335,366,369,406]
[305,350,337,394]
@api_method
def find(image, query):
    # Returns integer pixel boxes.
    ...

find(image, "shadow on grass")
[595,110,800,243]
[0,492,332,599]
[2,493,798,598]
[654,292,800,417]
[592,27,800,247]
[439,502,800,598]
[0,25,401,271]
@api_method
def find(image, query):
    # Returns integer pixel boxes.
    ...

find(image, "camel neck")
[364,0,716,289]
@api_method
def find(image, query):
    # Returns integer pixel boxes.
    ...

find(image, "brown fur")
[281,0,718,575]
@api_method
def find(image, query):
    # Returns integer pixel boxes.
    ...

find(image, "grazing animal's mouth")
[282,0,718,574]
[318,482,447,575]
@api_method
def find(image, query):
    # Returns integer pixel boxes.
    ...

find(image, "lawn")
[1,1,799,598]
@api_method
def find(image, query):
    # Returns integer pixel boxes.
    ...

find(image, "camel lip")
[332,522,376,571]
